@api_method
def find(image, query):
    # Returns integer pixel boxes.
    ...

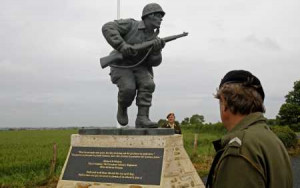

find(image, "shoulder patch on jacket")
[228,137,242,147]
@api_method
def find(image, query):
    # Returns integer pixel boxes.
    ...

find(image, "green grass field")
[0,129,77,188]
[0,128,222,187]
[181,128,224,176]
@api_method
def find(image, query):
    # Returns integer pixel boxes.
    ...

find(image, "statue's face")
[147,13,163,29]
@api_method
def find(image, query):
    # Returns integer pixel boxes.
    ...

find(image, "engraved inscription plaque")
[62,147,164,185]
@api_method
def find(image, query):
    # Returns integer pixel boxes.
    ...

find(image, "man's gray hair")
[215,83,265,115]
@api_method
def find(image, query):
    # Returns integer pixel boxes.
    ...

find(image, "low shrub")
[271,126,298,148]
[181,122,226,135]
[197,123,226,134]
[289,123,300,132]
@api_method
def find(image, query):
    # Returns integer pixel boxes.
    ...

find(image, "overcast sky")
[1,0,299,128]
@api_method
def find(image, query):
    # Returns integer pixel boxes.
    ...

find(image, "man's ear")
[220,96,228,112]
[223,105,228,111]
[221,103,227,112]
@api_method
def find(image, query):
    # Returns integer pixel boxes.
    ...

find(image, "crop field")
[181,128,224,176]
[0,128,222,187]
[0,129,77,188]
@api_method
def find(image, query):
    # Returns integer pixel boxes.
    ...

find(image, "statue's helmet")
[142,3,165,19]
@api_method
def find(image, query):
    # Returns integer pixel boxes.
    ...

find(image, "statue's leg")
[110,68,136,125]
[134,67,157,128]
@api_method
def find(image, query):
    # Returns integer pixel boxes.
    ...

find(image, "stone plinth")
[57,129,204,188]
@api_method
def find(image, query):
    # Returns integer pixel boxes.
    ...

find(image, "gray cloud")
[0,0,299,128]
[244,34,281,50]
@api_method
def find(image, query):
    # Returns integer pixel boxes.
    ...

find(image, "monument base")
[57,128,204,188]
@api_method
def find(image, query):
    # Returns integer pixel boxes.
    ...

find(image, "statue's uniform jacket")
[102,19,162,107]
[206,112,293,188]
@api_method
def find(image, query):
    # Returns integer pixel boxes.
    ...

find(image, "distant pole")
[193,134,198,154]
[117,0,120,19]
[49,143,57,177]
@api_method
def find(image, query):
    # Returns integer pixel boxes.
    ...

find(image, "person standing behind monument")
[102,3,166,128]
[161,113,181,134]
[206,70,293,188]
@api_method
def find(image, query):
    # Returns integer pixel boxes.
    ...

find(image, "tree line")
[270,80,300,132]
[158,79,300,132]
[157,80,300,148]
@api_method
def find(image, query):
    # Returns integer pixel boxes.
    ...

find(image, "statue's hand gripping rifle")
[100,32,188,69]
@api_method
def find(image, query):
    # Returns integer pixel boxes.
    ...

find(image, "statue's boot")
[135,106,158,128]
[117,105,128,126]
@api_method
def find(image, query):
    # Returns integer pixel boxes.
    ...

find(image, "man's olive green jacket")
[206,112,293,188]
[161,122,181,134]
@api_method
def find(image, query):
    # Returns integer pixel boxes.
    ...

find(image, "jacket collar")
[138,20,159,37]
[214,112,266,151]
[228,112,266,133]
[138,20,146,30]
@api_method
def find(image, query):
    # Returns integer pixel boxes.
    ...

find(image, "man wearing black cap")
[206,70,293,188]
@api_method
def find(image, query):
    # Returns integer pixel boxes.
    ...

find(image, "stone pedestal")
[57,128,204,188]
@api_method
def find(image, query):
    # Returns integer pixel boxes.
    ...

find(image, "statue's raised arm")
[100,32,188,69]
[100,3,187,128]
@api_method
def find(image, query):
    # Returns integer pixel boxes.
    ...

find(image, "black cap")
[219,70,265,101]
[167,112,175,118]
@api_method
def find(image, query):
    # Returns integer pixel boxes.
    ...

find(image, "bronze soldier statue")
[101,3,167,128]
